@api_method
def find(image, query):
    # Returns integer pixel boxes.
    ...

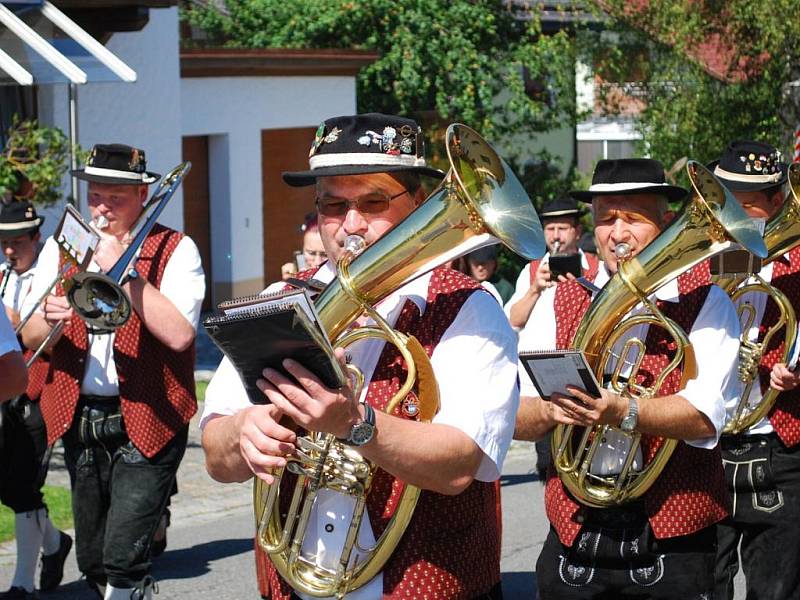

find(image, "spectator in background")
[298,214,327,270]
[465,245,514,305]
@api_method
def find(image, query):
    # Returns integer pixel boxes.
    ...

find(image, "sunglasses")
[316,190,409,217]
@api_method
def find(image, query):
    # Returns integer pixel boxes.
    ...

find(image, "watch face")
[620,416,637,433]
[349,422,375,446]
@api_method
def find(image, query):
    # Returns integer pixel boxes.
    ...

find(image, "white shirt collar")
[593,260,680,303]
[313,261,430,317]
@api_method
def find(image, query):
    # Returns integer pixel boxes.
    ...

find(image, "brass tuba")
[551,161,767,507]
[253,124,544,598]
[722,162,800,434]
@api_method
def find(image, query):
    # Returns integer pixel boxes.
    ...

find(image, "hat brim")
[540,209,580,219]
[570,184,688,203]
[0,217,44,240]
[72,169,161,186]
[282,164,445,187]
[706,160,788,192]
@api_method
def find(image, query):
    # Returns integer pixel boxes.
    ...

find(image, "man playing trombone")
[0,199,73,600]
[515,158,742,599]
[20,144,205,600]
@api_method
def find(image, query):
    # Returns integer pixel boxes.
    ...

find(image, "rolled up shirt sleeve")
[679,284,741,448]
[432,290,520,482]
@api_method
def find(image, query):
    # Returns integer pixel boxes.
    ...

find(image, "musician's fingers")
[260,367,315,412]
[281,358,331,398]
[257,377,310,426]
[239,440,287,484]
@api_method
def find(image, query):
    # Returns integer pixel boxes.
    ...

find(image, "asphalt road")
[0,433,744,599]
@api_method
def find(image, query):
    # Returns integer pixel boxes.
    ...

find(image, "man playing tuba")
[201,113,520,600]
[515,158,741,599]
[710,140,800,600]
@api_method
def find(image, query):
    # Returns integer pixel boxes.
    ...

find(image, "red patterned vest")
[0,268,49,401]
[528,251,599,285]
[545,263,729,546]
[39,224,197,458]
[258,266,502,599]
[746,247,800,446]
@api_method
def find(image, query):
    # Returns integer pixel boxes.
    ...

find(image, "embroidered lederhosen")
[39,224,196,458]
[258,267,503,600]
[545,263,729,548]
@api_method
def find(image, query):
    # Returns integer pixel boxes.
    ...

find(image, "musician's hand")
[42,294,74,328]
[257,348,361,439]
[770,363,800,392]
[92,228,127,272]
[234,404,297,483]
[531,262,554,294]
[549,387,627,427]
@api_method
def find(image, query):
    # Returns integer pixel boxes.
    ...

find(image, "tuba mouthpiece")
[614,243,632,261]
[344,235,366,257]
[93,215,109,231]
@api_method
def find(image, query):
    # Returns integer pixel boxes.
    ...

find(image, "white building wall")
[180,75,356,291]
[37,7,183,233]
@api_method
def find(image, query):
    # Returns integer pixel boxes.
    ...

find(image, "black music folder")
[519,349,603,400]
[203,289,345,405]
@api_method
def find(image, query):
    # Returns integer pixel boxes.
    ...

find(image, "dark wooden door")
[182,135,213,312]
[261,127,317,285]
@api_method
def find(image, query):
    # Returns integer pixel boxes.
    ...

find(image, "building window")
[0,86,37,146]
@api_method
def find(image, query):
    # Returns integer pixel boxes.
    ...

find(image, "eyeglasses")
[303,249,327,258]
[316,190,409,218]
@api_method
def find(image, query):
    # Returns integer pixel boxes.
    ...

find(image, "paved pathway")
[0,411,745,599]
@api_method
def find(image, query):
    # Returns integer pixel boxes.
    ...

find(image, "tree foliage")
[0,118,72,206]
[583,0,800,175]
[182,0,578,153]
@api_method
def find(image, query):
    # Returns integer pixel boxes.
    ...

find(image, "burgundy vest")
[751,248,800,446]
[39,224,197,457]
[529,251,599,286]
[258,267,502,599]
[545,263,729,546]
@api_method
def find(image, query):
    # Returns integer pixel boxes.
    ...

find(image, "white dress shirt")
[201,262,520,600]
[22,234,206,396]
[728,258,800,435]
[0,307,20,356]
[518,262,739,463]
[1,258,37,314]
[504,250,592,340]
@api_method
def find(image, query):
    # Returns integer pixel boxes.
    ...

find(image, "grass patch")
[0,486,73,543]
[196,380,208,404]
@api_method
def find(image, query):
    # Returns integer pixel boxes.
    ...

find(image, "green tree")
[582,0,800,176]
[183,0,578,155]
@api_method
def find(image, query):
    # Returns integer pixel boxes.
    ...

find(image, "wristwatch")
[619,396,639,433]
[343,402,376,446]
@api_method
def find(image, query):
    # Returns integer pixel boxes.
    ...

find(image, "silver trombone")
[18,162,191,365]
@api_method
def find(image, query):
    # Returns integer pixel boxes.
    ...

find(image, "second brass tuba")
[722,162,800,434]
[551,161,767,507]
[254,124,544,598]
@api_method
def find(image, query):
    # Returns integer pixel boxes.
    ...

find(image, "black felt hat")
[540,197,580,219]
[282,113,445,187]
[466,245,498,263]
[708,140,787,192]
[570,158,687,202]
[72,144,160,185]
[0,200,44,239]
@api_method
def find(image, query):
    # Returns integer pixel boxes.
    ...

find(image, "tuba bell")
[722,162,800,434]
[551,161,767,507]
[253,124,545,598]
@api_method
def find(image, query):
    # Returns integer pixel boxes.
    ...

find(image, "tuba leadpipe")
[254,124,545,599]
[551,161,767,507]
